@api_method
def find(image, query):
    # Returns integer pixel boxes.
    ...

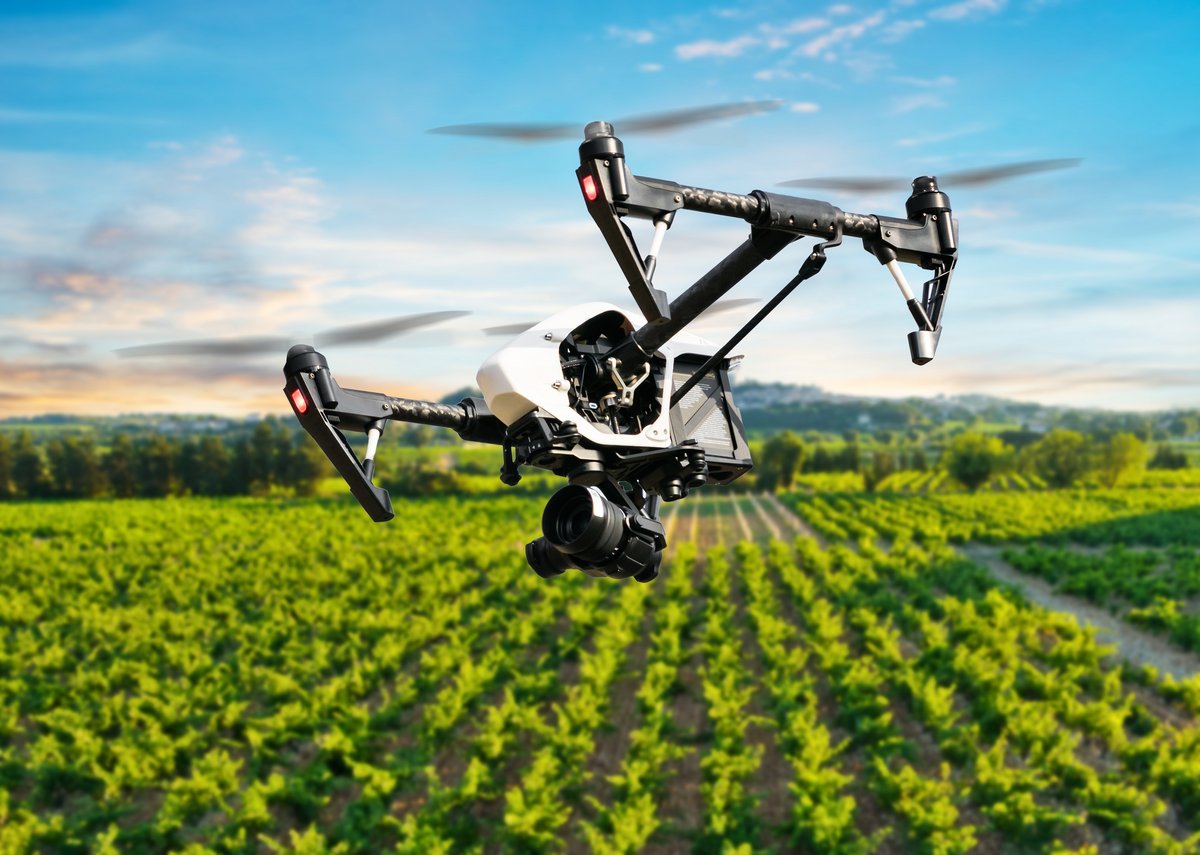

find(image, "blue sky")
[2,0,1198,416]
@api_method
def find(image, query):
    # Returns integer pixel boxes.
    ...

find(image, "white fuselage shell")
[476,302,716,450]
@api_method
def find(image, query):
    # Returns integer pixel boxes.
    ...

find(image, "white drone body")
[477,302,724,450]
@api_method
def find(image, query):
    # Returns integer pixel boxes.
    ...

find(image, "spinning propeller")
[481,298,761,337]
[115,310,469,358]
[429,100,784,142]
[779,158,1082,193]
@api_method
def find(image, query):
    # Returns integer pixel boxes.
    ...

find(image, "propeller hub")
[579,122,624,162]
[584,120,614,140]
[906,176,951,219]
[283,344,328,378]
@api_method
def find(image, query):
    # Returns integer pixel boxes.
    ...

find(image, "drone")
[275,107,990,585]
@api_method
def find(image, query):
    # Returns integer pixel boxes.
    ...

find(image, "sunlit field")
[2,489,1200,853]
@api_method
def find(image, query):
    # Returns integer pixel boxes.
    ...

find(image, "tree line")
[746,428,1189,494]
[0,421,324,500]
[939,429,1184,490]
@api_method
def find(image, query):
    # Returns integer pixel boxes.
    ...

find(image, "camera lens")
[542,485,625,560]
[525,538,572,578]
[559,503,595,543]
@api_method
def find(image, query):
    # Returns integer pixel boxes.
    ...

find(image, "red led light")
[290,387,308,414]
[581,174,598,202]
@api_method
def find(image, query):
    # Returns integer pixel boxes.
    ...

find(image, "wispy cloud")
[763,17,827,36]
[791,102,821,113]
[0,32,176,68]
[894,74,956,88]
[606,25,654,45]
[891,93,947,114]
[0,106,163,125]
[881,19,925,42]
[799,11,887,58]
[638,63,663,73]
[929,0,1007,21]
[182,134,245,171]
[1159,200,1200,219]
[0,356,443,418]
[675,34,759,60]
[896,121,989,147]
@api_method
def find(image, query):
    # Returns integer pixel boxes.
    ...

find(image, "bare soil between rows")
[963,544,1200,681]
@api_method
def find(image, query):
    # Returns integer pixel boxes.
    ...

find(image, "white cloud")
[0,106,162,125]
[675,35,759,59]
[774,17,828,34]
[891,93,947,114]
[1159,200,1200,219]
[896,121,989,146]
[895,74,956,88]
[976,238,1200,271]
[182,134,245,171]
[799,10,887,57]
[882,19,925,41]
[605,26,654,45]
[638,62,663,73]
[827,4,854,14]
[791,102,821,113]
[0,32,176,68]
[929,0,1006,21]
[241,172,332,243]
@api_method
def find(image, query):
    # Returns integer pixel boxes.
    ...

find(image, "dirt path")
[745,494,783,541]
[761,493,821,542]
[729,495,754,541]
[761,498,1200,681]
[964,545,1200,681]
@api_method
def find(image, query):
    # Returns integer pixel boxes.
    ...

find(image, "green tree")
[758,431,807,492]
[1023,429,1092,488]
[1096,433,1147,488]
[11,431,52,498]
[837,440,861,473]
[865,450,897,492]
[247,421,281,491]
[0,433,13,499]
[178,436,231,496]
[1148,445,1189,470]
[943,431,1011,491]
[805,446,834,473]
[134,435,178,497]
[46,436,106,498]
[105,434,138,498]
[275,433,323,496]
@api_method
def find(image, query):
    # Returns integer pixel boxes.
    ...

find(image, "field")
[2,488,1200,854]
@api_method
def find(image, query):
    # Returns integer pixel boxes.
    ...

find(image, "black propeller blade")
[482,322,539,337]
[697,297,760,317]
[116,311,469,358]
[315,311,469,346]
[778,158,1082,194]
[482,299,760,336]
[430,100,784,143]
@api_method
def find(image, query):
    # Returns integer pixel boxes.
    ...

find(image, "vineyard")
[2,488,1200,853]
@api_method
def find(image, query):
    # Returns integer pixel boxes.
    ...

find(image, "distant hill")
[730,380,1200,440]
[3,382,1198,444]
